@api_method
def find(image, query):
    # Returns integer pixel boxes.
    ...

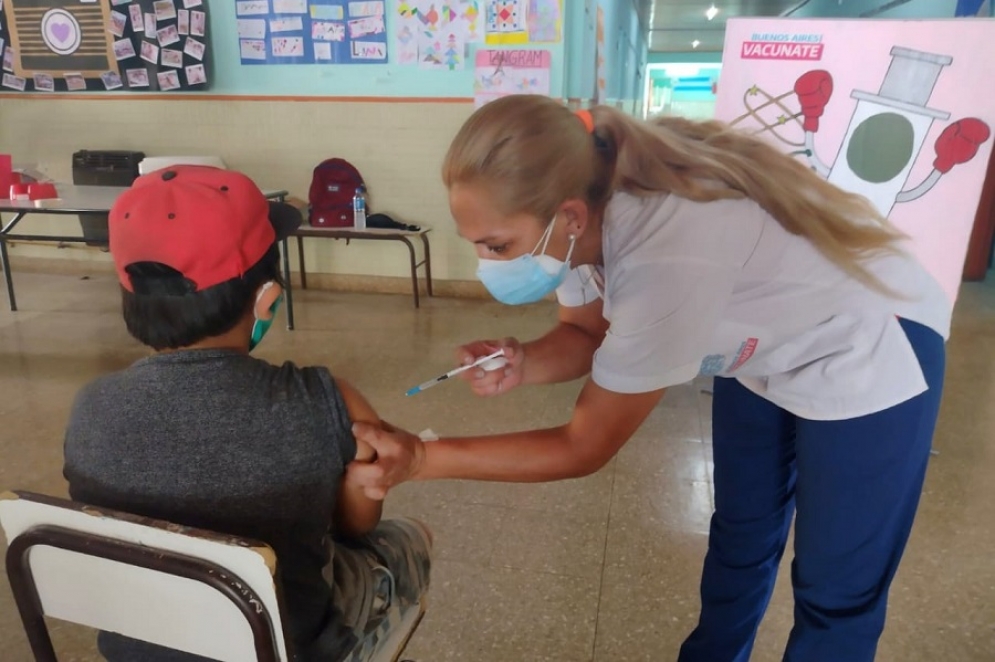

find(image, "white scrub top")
[556,192,951,421]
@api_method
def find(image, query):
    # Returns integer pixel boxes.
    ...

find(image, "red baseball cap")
[109,166,300,292]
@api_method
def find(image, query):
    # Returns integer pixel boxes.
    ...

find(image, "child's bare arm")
[333,378,384,538]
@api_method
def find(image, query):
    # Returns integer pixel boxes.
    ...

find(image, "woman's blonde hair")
[442,94,904,293]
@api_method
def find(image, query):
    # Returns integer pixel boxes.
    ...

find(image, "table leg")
[281,238,295,331]
[400,237,419,308]
[420,233,433,297]
[0,211,26,312]
[0,238,16,312]
[297,235,308,290]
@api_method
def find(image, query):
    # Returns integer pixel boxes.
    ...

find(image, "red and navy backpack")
[308,158,365,227]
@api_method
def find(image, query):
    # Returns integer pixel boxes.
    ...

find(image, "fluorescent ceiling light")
[692,39,701,48]
[705,5,718,20]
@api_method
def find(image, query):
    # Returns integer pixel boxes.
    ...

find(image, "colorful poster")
[485,0,528,45]
[419,30,464,70]
[451,0,483,43]
[238,0,388,64]
[715,18,995,304]
[396,0,479,68]
[527,0,560,43]
[474,48,550,108]
[394,2,420,64]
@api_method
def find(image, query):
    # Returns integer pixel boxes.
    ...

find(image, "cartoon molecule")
[794,46,990,217]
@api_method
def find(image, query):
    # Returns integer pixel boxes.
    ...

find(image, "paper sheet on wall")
[450,0,483,43]
[394,2,420,64]
[419,30,464,70]
[473,48,550,108]
[526,0,560,43]
[484,0,528,45]
[395,0,479,68]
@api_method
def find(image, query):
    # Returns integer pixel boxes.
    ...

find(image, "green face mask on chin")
[249,281,282,352]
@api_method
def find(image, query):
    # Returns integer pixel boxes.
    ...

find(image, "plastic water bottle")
[353,186,367,229]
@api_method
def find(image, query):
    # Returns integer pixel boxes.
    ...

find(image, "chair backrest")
[138,156,227,175]
[0,491,289,662]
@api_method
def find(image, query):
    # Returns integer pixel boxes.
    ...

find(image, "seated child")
[63,166,431,661]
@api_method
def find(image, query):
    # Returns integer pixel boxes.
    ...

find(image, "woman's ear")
[559,199,591,238]
[253,281,283,321]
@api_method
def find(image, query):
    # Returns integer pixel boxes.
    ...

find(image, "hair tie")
[575,109,595,134]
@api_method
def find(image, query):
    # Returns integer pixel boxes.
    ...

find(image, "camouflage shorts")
[323,518,432,660]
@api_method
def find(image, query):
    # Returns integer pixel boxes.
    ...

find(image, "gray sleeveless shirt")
[64,348,357,660]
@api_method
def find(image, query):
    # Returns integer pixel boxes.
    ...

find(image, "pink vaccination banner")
[715,18,995,305]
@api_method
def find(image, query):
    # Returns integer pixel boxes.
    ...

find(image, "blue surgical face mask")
[249,281,282,352]
[476,217,576,306]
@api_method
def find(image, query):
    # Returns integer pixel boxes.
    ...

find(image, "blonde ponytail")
[590,106,905,293]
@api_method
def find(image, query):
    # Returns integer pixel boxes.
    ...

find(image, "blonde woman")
[350,95,949,661]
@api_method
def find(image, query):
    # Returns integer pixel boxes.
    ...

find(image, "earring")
[568,234,577,241]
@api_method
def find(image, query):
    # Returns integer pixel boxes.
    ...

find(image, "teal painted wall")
[563,0,646,105]
[564,0,598,99]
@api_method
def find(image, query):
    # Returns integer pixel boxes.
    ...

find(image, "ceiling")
[644,0,803,53]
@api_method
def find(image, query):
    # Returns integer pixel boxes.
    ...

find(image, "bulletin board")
[0,0,211,92]
[236,0,388,64]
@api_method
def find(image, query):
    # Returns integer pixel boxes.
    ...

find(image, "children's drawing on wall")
[457,0,482,41]
[484,0,527,44]
[473,47,550,107]
[395,1,480,68]
[418,30,464,69]
[394,2,421,63]
[526,0,561,43]
[715,18,995,304]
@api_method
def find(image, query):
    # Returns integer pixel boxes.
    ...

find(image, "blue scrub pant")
[679,319,945,662]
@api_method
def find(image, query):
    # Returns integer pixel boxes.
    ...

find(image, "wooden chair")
[0,491,424,662]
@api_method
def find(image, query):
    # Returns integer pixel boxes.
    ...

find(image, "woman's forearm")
[521,323,601,386]
[416,427,602,483]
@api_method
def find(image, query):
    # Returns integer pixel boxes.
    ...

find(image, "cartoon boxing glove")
[793,70,834,133]
[933,118,991,174]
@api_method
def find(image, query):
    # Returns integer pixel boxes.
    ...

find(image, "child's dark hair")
[121,244,281,350]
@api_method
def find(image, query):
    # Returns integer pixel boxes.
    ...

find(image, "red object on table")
[9,183,29,201]
[0,154,14,200]
[27,183,58,200]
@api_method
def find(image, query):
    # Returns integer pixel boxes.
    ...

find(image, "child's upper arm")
[333,377,379,462]
[330,377,384,537]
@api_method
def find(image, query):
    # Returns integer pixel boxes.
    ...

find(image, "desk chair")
[138,156,228,175]
[0,491,424,662]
